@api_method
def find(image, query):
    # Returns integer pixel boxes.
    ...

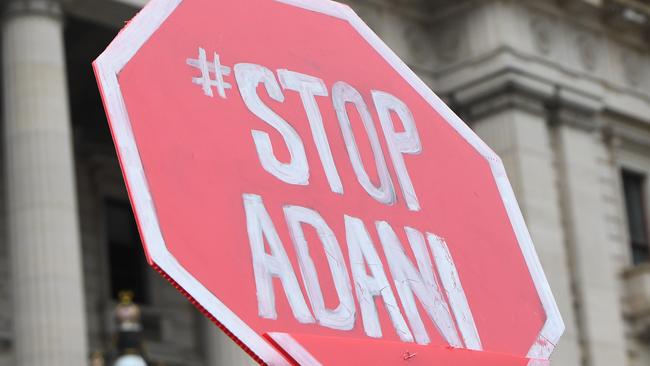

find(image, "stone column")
[553,107,628,366]
[2,1,88,365]
[462,88,582,366]
[203,318,257,366]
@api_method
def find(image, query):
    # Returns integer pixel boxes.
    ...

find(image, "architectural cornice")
[3,0,62,19]
[448,67,603,131]
[426,0,650,124]
[546,86,604,132]
[605,117,650,155]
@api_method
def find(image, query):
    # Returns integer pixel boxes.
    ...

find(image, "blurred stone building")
[1,0,649,365]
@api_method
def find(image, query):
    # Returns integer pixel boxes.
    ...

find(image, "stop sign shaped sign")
[94,0,564,364]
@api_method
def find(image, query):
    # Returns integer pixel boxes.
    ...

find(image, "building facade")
[1,0,649,365]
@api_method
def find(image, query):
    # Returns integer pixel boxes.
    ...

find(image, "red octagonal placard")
[94,0,564,365]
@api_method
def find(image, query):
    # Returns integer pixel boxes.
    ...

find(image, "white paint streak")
[275,0,348,17]
[377,221,462,346]
[332,81,396,206]
[235,63,310,186]
[267,332,323,366]
[278,69,343,194]
[372,90,421,212]
[186,47,232,98]
[243,194,315,324]
[344,215,413,342]
[527,359,550,366]
[428,234,482,351]
[284,205,355,330]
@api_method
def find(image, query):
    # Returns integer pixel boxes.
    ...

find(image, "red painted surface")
[97,0,553,364]
[266,333,548,366]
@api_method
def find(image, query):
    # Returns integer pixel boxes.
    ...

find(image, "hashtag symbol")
[186,47,232,99]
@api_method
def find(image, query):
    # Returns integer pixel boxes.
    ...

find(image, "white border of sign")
[94,0,564,364]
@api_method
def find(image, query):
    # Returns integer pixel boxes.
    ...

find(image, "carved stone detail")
[434,22,462,63]
[576,32,597,72]
[404,21,435,68]
[530,16,553,55]
[621,49,645,87]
